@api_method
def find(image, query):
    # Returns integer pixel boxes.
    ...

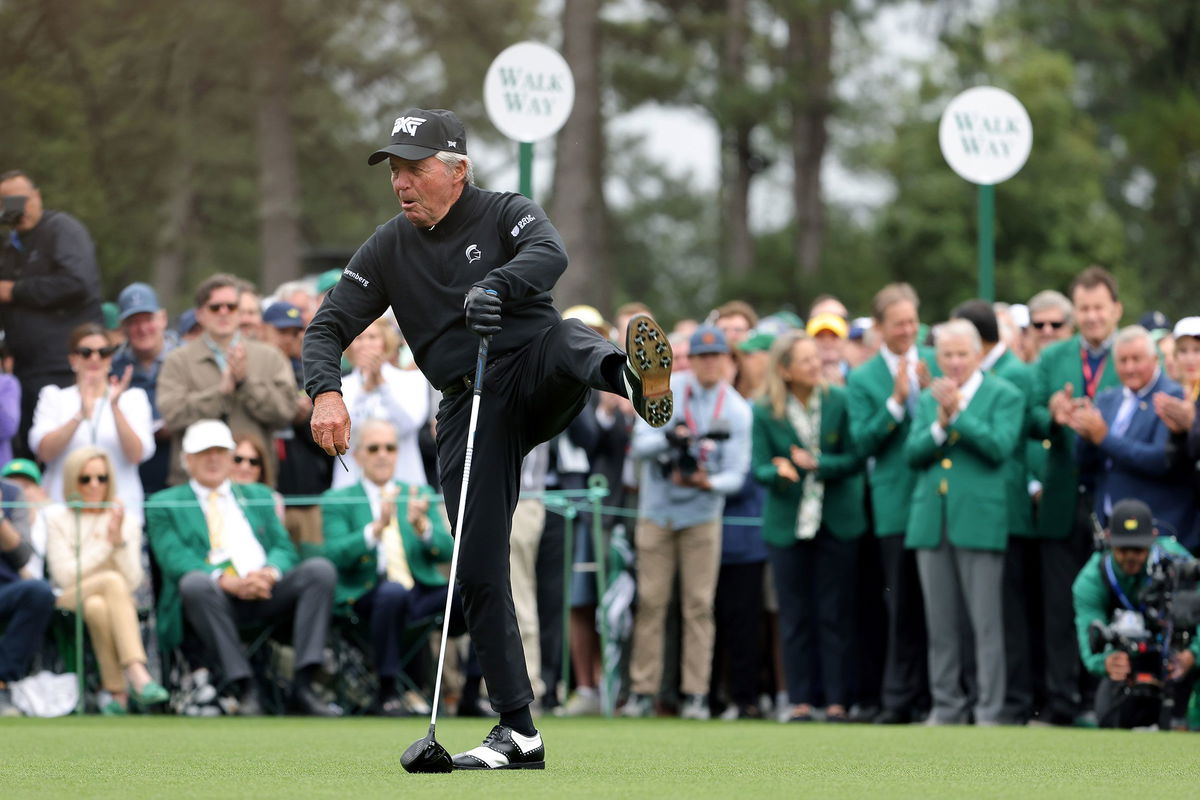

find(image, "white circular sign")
[938,86,1032,185]
[484,42,575,143]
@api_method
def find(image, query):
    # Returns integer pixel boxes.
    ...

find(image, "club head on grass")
[401,731,453,774]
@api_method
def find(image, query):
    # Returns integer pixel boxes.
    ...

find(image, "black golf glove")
[464,286,502,336]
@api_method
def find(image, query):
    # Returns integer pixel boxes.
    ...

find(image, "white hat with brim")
[1173,316,1200,340]
[182,420,236,454]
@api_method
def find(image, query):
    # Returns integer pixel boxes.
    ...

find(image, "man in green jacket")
[320,418,459,716]
[847,282,937,724]
[146,419,340,716]
[1072,498,1199,729]
[952,299,1037,723]
[905,319,1023,725]
[1031,265,1123,724]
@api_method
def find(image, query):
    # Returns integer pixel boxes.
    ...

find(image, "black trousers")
[178,558,336,685]
[1095,679,1162,729]
[436,320,623,713]
[1002,535,1042,722]
[710,561,765,709]
[769,534,857,707]
[353,580,462,681]
[878,533,930,713]
[1038,491,1096,721]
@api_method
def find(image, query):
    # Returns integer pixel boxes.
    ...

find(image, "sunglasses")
[365,443,398,454]
[76,345,117,359]
[233,455,262,467]
[1032,320,1066,330]
[79,474,110,485]
[206,302,239,314]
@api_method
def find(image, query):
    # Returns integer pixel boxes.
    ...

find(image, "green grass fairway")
[2,716,1197,799]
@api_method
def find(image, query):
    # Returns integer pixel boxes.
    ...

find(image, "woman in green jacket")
[751,331,866,722]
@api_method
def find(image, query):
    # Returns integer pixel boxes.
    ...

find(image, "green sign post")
[939,87,1032,302]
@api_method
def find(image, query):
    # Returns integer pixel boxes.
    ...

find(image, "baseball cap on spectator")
[118,282,161,321]
[1107,498,1156,548]
[177,309,200,336]
[739,329,775,353]
[262,301,304,330]
[182,419,236,454]
[1172,316,1200,340]
[317,269,341,295]
[1009,303,1030,329]
[756,312,802,339]
[563,304,609,331]
[848,317,873,341]
[368,108,468,165]
[2,458,42,484]
[1139,310,1172,341]
[690,325,729,356]
[806,312,848,339]
[102,302,120,331]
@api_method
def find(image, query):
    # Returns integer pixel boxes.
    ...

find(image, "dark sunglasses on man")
[1031,319,1066,330]
[366,443,398,454]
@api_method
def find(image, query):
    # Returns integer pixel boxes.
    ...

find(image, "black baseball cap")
[367,108,468,165]
[1108,499,1157,548]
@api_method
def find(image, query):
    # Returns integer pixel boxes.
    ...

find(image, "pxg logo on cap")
[368,108,468,165]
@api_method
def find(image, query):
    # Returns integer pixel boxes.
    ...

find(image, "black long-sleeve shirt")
[0,210,103,379]
[303,183,567,396]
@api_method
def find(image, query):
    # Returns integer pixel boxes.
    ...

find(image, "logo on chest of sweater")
[465,244,482,263]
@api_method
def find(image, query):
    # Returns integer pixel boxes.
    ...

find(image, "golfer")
[303,108,672,770]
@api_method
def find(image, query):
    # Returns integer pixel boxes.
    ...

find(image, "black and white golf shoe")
[451,724,546,770]
[623,313,674,428]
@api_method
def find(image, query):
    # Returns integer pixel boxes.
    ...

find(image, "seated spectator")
[146,419,340,716]
[0,361,18,467]
[1073,325,1194,549]
[1072,499,1199,729]
[28,322,156,524]
[1,459,49,578]
[230,430,286,523]
[0,476,54,716]
[320,418,459,716]
[43,446,167,714]
[333,317,428,490]
[905,319,1022,725]
[752,331,866,722]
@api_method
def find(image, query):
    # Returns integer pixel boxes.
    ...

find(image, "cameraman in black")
[0,170,103,458]
[1072,498,1200,729]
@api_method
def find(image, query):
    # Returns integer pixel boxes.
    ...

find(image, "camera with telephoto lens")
[0,196,26,226]
[659,420,731,482]
[1089,553,1200,698]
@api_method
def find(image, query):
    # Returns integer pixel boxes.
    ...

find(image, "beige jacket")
[44,504,144,592]
[157,336,297,485]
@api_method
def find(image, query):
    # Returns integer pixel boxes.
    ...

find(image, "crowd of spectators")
[0,170,1196,731]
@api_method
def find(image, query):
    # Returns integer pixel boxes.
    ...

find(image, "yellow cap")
[806,312,848,339]
[563,304,609,331]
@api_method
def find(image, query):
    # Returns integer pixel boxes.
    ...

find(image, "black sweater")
[303,183,567,395]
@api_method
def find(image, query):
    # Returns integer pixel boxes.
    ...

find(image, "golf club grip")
[429,336,490,729]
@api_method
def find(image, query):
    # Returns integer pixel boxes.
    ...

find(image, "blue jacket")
[1077,371,1195,540]
[720,474,767,565]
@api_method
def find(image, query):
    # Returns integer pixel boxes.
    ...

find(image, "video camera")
[659,421,731,482]
[1089,551,1200,697]
[0,195,26,227]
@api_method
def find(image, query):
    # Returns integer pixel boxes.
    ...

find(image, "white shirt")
[931,370,984,445]
[28,385,156,525]
[334,363,429,489]
[880,344,920,422]
[189,479,267,577]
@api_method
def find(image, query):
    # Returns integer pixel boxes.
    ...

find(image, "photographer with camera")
[1073,498,1200,729]
[0,170,103,460]
[622,324,752,720]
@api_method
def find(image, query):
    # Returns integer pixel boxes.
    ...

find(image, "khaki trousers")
[629,518,721,697]
[56,570,146,693]
[508,498,547,702]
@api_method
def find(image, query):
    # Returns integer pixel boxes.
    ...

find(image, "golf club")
[401,335,490,774]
